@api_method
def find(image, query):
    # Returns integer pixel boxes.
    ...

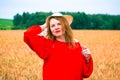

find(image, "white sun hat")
[46,12,73,25]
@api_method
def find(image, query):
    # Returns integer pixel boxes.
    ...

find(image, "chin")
[53,33,62,37]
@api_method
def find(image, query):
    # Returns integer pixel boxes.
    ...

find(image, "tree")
[12,12,120,30]
[21,12,30,29]
[13,13,22,29]
[112,15,120,30]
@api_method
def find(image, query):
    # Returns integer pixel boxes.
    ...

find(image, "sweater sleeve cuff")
[85,55,92,63]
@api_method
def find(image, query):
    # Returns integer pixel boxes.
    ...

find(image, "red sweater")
[24,25,93,80]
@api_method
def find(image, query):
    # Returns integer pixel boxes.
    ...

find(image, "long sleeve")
[83,55,93,78]
[24,25,52,59]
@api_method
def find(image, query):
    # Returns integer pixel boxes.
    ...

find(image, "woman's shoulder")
[74,39,82,47]
[74,39,79,43]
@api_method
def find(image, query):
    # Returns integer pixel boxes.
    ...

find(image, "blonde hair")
[46,16,75,47]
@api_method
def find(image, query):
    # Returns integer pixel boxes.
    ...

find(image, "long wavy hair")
[46,16,75,47]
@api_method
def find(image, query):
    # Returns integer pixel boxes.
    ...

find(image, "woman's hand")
[38,23,47,36]
[82,46,91,61]
[41,23,47,31]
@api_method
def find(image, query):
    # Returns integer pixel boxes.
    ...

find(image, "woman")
[24,12,93,80]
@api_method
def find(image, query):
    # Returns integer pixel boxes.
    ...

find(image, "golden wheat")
[0,30,120,80]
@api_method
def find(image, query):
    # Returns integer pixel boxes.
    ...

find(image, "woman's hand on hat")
[38,23,47,36]
[41,23,47,31]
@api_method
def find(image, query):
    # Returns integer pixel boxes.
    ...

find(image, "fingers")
[38,24,47,36]
[81,45,91,61]
[82,47,90,54]
[83,54,90,59]
[41,23,47,31]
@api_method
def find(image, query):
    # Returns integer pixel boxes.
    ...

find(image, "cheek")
[50,27,54,34]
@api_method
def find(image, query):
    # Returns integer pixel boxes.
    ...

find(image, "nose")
[55,24,59,30]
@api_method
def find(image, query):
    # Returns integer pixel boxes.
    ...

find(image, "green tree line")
[13,12,120,30]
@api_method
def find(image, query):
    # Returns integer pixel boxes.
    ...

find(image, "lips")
[55,30,61,33]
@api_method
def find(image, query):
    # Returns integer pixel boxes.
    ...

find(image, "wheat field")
[0,30,120,80]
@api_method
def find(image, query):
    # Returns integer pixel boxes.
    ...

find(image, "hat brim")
[63,15,73,25]
[46,15,73,25]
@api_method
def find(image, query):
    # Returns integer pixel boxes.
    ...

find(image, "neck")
[56,35,65,42]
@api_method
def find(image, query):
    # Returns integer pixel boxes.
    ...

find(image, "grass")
[0,30,120,80]
[0,19,13,30]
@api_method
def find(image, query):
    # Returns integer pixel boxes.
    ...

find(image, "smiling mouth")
[55,30,61,33]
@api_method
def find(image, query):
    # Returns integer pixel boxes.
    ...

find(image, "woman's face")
[49,18,64,37]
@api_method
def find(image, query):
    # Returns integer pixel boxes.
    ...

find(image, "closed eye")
[50,24,55,28]
[57,22,61,25]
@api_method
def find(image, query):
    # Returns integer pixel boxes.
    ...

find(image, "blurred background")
[0,0,120,80]
[0,0,120,30]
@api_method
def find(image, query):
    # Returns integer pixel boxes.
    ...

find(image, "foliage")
[1,12,120,30]
[13,12,120,30]
[12,12,52,29]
